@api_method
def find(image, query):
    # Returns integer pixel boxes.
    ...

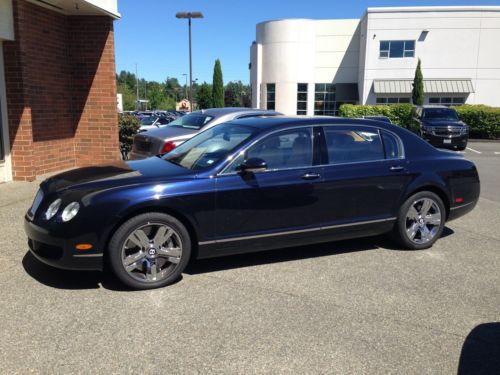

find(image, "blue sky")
[114,0,500,85]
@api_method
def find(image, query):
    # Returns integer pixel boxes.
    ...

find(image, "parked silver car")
[129,108,281,159]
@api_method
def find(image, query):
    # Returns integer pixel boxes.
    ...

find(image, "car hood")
[41,158,195,194]
[142,125,198,141]
[422,118,466,127]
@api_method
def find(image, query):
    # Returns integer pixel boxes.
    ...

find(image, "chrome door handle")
[301,173,321,180]
[389,165,405,172]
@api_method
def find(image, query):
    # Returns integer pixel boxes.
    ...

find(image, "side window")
[381,131,403,159]
[246,128,313,170]
[222,128,313,173]
[324,128,384,164]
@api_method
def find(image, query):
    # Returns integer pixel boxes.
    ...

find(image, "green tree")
[147,83,167,109]
[117,82,137,111]
[212,59,224,108]
[197,82,213,109]
[412,59,424,105]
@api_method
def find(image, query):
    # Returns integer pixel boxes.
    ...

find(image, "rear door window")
[323,127,384,164]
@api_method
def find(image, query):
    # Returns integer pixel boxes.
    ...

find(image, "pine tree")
[412,59,424,105]
[212,59,224,108]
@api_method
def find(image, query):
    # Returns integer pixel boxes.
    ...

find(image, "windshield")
[163,123,258,171]
[140,116,157,125]
[168,113,214,130]
[423,108,458,120]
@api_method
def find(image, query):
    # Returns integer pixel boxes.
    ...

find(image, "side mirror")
[236,157,267,174]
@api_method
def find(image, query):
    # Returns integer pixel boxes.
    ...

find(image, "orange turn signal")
[75,244,93,251]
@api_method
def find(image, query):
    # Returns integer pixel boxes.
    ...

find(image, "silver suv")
[129,108,281,160]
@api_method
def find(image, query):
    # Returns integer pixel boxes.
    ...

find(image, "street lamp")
[181,73,188,99]
[176,11,203,111]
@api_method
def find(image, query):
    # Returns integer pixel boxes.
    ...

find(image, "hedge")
[451,105,500,139]
[338,104,417,132]
[338,103,500,139]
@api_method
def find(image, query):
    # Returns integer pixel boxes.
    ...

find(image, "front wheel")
[393,191,445,250]
[108,212,191,290]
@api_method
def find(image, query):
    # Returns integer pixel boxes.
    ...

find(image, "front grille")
[133,137,153,153]
[432,127,463,137]
[28,239,63,260]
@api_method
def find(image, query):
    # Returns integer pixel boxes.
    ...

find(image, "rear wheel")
[108,212,191,290]
[393,191,445,250]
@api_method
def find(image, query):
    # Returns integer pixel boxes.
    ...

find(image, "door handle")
[301,173,321,180]
[389,165,405,172]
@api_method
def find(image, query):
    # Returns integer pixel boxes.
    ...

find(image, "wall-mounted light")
[419,30,429,42]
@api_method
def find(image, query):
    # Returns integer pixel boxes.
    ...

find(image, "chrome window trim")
[198,217,397,245]
[217,123,406,176]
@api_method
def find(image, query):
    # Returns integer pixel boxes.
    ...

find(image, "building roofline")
[366,5,500,14]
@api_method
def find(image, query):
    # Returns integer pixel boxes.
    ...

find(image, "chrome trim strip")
[198,217,397,245]
[450,201,474,211]
[73,253,103,258]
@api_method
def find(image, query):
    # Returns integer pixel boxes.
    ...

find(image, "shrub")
[452,104,500,139]
[338,103,416,132]
[119,114,140,159]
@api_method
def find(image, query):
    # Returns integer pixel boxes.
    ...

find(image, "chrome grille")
[432,127,463,137]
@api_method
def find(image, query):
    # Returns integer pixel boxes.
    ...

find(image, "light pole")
[176,11,203,111]
[182,73,188,99]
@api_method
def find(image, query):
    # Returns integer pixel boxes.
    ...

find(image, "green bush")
[119,114,140,159]
[339,103,500,139]
[338,104,417,132]
[452,104,500,139]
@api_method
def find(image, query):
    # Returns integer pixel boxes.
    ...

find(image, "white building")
[250,6,500,115]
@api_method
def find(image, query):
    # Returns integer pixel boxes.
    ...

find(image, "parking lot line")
[494,152,500,155]
[466,147,482,154]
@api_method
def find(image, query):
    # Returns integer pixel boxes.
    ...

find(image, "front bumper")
[24,217,103,271]
[422,133,468,149]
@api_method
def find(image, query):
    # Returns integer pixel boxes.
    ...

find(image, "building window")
[428,97,465,107]
[314,84,335,116]
[376,97,411,104]
[266,83,275,110]
[379,40,415,58]
[297,83,308,115]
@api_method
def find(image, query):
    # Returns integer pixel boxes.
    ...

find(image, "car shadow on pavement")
[185,236,382,275]
[22,226,455,289]
[457,322,500,374]
[21,251,137,291]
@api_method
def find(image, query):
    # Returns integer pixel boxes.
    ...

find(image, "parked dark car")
[414,105,469,150]
[24,117,480,290]
[129,108,281,160]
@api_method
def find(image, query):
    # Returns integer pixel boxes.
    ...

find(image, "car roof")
[194,107,280,117]
[227,116,397,132]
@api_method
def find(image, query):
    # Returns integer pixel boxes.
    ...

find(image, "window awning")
[373,79,474,94]
[335,83,359,101]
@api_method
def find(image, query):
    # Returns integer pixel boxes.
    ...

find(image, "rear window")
[324,128,384,164]
[168,113,214,130]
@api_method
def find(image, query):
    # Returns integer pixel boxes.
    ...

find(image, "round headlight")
[45,199,62,220]
[61,202,80,222]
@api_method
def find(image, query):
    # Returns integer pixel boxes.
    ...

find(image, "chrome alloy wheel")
[121,222,183,282]
[405,198,442,244]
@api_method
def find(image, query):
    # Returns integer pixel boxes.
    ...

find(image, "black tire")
[108,212,191,290]
[456,145,467,151]
[393,191,446,250]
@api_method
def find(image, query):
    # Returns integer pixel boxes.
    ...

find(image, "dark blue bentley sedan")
[25,117,480,289]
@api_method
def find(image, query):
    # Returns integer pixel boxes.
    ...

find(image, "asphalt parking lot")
[0,141,499,374]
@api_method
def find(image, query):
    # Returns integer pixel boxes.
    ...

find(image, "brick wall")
[2,0,119,181]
